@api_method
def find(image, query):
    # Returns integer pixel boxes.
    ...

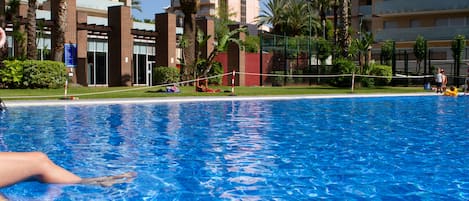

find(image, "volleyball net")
[2,71,467,100]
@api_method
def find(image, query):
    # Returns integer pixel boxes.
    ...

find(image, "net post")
[351,73,355,93]
[230,70,236,96]
[64,79,68,98]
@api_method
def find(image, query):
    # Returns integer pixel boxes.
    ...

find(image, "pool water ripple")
[0,96,468,200]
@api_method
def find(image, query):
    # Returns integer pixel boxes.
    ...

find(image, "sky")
[132,0,268,20]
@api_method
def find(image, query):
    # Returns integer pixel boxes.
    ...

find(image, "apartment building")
[352,0,469,58]
[168,0,260,34]
[350,0,469,77]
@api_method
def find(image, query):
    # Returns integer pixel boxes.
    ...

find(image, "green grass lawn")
[0,85,429,100]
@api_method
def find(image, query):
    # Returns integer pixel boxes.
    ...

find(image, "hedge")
[0,60,67,89]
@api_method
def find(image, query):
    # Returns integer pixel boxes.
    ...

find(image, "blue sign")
[64,43,77,67]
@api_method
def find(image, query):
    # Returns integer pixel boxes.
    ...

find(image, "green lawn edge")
[0,86,430,100]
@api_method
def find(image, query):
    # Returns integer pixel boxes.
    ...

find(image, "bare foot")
[80,172,136,187]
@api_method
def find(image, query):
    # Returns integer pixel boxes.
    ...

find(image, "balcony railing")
[374,0,469,15]
[359,5,372,16]
[375,26,469,42]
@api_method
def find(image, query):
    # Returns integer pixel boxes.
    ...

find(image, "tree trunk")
[333,2,338,46]
[52,0,66,62]
[26,0,37,59]
[0,0,7,59]
[338,0,350,58]
[183,13,196,79]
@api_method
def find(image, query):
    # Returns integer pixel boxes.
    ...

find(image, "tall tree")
[196,26,246,78]
[52,0,66,62]
[337,0,351,58]
[256,0,287,34]
[413,35,426,74]
[26,0,37,59]
[131,0,142,12]
[0,0,7,59]
[8,0,26,59]
[179,0,199,80]
[257,0,320,36]
[313,0,334,39]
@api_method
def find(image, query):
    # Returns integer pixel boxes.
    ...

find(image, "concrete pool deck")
[3,93,439,107]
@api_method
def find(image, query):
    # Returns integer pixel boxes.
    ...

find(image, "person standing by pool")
[441,69,448,92]
[435,68,443,93]
[0,152,136,188]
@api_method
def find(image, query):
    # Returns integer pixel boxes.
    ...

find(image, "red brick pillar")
[155,13,176,68]
[76,11,88,86]
[228,24,246,86]
[196,17,214,60]
[108,6,133,86]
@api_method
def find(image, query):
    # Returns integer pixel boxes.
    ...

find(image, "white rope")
[237,72,353,78]
[1,73,231,99]
[239,72,437,80]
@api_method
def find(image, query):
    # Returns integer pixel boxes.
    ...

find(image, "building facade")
[352,0,469,56]
[168,0,260,34]
[5,0,158,87]
[350,0,469,76]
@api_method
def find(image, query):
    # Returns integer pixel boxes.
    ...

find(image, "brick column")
[155,13,176,68]
[108,6,133,86]
[227,24,245,86]
[196,17,214,60]
[76,11,88,86]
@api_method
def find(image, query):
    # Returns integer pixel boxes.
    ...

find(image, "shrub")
[208,61,223,85]
[22,60,67,88]
[153,66,179,85]
[330,58,356,87]
[1,60,66,88]
[0,60,24,88]
[370,64,392,86]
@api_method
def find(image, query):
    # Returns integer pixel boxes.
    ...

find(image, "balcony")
[359,5,372,16]
[374,0,469,15]
[375,26,469,42]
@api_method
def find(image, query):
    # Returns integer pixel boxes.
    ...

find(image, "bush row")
[0,60,67,89]
[330,58,392,87]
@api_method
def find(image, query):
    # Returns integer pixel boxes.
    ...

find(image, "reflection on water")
[0,97,468,200]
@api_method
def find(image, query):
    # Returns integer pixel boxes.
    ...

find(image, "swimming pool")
[0,96,468,200]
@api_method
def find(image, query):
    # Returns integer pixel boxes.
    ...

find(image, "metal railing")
[374,0,469,15]
[375,26,469,42]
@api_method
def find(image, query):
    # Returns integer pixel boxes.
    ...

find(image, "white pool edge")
[2,93,438,107]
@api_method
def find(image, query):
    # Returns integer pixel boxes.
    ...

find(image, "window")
[410,19,421,28]
[383,21,398,29]
[435,18,448,27]
[449,17,465,26]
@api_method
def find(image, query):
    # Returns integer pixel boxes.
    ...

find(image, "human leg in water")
[0,152,136,188]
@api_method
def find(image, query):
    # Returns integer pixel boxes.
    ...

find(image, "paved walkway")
[4,93,437,107]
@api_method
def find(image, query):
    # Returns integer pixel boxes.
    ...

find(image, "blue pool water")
[0,96,468,200]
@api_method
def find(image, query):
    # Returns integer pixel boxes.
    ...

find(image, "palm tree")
[285,0,310,36]
[52,0,66,62]
[0,0,7,59]
[313,0,334,39]
[257,0,288,34]
[196,26,247,78]
[179,0,199,80]
[257,0,319,36]
[8,0,26,59]
[26,0,37,59]
[337,0,351,58]
[131,0,142,12]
